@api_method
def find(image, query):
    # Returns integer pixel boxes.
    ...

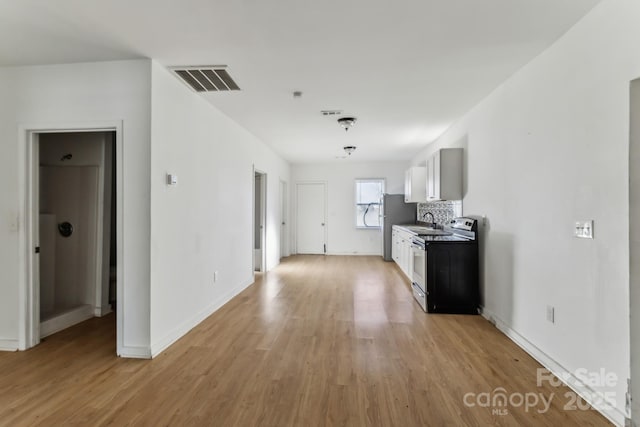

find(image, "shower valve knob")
[58,222,74,238]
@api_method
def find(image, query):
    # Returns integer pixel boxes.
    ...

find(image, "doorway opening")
[25,129,118,349]
[254,170,267,272]
[279,180,288,260]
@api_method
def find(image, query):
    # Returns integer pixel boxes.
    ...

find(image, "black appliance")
[411,217,479,314]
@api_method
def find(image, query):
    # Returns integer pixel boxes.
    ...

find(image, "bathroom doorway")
[34,131,117,339]
[279,179,288,259]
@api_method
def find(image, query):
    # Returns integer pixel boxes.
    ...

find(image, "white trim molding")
[118,346,152,359]
[0,340,19,351]
[149,276,255,358]
[40,305,94,339]
[480,306,627,427]
[94,305,113,317]
[17,121,125,356]
[326,252,382,256]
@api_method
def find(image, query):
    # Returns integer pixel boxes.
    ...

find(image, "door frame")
[294,181,327,255]
[18,121,124,353]
[630,78,640,425]
[279,179,288,259]
[252,167,267,273]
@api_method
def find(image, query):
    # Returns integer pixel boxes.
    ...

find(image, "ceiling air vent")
[321,110,343,116]
[171,66,240,92]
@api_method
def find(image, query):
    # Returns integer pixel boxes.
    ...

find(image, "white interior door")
[254,171,267,272]
[254,173,262,271]
[296,183,326,254]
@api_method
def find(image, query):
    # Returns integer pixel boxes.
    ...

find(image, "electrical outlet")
[546,306,555,324]
[9,216,19,232]
[574,220,594,239]
[214,271,218,283]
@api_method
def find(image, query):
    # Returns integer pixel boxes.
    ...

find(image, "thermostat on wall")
[167,173,178,186]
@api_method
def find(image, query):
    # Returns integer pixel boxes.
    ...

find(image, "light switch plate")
[574,220,594,239]
[166,173,178,186]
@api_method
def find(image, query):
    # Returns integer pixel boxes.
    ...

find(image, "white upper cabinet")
[426,148,463,201]
[404,167,427,203]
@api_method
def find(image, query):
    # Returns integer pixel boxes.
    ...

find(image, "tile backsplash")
[417,200,462,225]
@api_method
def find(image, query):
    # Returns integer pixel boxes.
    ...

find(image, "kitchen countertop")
[393,224,472,242]
[393,224,418,234]
[393,224,448,235]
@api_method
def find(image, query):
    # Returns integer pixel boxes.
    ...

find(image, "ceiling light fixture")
[337,117,357,131]
[343,146,357,156]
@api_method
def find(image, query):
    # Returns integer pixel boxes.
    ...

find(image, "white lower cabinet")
[391,229,399,262]
[392,226,414,280]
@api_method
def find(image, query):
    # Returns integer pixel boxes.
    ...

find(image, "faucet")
[422,211,435,227]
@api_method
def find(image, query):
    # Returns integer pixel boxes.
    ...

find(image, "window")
[355,179,385,229]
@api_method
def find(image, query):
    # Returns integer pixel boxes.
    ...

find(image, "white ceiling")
[0,0,600,163]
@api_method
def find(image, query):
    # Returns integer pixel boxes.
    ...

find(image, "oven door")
[411,242,426,291]
[411,241,427,312]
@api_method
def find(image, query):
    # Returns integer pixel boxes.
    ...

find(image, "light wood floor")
[0,255,610,426]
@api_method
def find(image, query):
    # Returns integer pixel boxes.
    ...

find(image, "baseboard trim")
[326,252,382,256]
[479,306,627,426]
[118,345,152,359]
[40,305,94,338]
[150,276,255,358]
[94,305,113,317]
[0,339,19,351]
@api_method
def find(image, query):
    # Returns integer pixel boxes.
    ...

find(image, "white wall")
[0,60,152,355]
[0,69,16,350]
[412,0,640,423]
[291,162,406,255]
[148,62,290,356]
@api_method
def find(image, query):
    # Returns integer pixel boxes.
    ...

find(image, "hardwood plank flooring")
[0,255,611,426]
